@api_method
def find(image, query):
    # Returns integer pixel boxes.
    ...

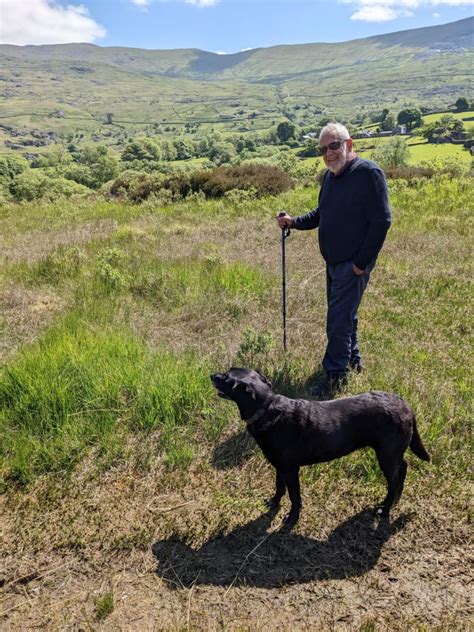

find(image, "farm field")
[0,173,473,629]
[296,139,472,169]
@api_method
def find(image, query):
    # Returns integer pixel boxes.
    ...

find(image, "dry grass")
[0,447,471,630]
[1,183,473,630]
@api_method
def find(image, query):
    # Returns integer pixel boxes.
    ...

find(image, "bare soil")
[1,430,472,630]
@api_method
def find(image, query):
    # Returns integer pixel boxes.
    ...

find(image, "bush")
[371,137,410,168]
[10,170,89,201]
[108,170,166,201]
[383,165,436,181]
[108,164,295,202]
[166,164,295,199]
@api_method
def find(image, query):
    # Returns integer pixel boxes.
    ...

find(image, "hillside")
[0,17,472,139]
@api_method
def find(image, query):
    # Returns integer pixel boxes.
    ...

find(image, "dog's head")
[210,368,273,420]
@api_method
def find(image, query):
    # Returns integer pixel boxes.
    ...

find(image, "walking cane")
[278,213,290,352]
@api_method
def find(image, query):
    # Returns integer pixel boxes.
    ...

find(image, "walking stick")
[278,213,290,352]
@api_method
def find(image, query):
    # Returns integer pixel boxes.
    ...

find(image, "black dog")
[211,368,430,527]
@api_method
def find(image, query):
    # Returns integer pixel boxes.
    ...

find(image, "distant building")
[395,125,407,135]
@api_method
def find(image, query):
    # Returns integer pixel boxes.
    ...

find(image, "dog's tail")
[410,416,430,462]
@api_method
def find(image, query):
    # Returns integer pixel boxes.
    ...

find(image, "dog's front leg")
[281,468,301,528]
[265,469,286,511]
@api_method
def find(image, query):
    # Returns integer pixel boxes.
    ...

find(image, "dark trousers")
[322,259,375,377]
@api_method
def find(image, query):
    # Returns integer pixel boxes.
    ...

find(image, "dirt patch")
[0,445,471,630]
[0,286,66,363]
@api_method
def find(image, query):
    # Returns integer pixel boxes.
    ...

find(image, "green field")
[0,171,472,628]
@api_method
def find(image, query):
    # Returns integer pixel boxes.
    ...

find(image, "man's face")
[319,131,353,175]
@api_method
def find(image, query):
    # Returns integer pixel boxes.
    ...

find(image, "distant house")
[302,132,318,140]
[395,125,407,135]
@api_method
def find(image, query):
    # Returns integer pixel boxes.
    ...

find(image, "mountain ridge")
[0,17,472,134]
[0,17,472,81]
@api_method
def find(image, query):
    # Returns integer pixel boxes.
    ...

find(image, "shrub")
[108,164,295,202]
[383,165,436,181]
[371,137,410,168]
[108,170,166,201]
[33,246,86,283]
[10,170,89,201]
[166,164,295,199]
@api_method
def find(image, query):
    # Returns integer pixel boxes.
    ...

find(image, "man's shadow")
[152,508,410,589]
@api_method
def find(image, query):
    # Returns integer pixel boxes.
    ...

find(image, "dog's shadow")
[152,508,410,589]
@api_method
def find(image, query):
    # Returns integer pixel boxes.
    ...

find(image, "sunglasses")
[318,139,348,155]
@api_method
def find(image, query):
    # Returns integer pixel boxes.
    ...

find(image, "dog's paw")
[264,497,281,511]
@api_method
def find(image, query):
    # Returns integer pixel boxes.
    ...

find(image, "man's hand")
[277,212,293,229]
[352,264,365,276]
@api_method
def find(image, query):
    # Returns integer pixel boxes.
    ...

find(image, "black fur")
[211,368,430,528]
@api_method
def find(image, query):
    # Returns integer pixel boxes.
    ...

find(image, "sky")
[0,0,473,53]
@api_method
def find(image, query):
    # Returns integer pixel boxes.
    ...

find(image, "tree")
[70,145,119,187]
[122,138,161,162]
[397,108,422,131]
[173,139,194,161]
[208,141,236,165]
[455,97,469,112]
[276,121,296,143]
[421,115,465,144]
[371,137,410,168]
[381,112,396,132]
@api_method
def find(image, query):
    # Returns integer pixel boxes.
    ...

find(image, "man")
[277,122,391,397]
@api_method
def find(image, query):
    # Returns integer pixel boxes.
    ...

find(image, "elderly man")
[277,122,391,397]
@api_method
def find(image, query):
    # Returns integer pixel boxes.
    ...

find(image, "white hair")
[319,123,351,142]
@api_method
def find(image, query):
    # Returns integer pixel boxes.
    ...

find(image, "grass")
[1,175,472,488]
[0,173,472,629]
[0,314,215,485]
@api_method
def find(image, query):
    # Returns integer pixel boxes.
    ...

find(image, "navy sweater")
[292,157,391,269]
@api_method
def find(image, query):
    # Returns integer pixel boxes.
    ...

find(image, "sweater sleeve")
[291,207,320,230]
[353,167,391,269]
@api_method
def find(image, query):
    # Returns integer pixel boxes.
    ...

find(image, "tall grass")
[1,175,472,490]
[0,314,213,486]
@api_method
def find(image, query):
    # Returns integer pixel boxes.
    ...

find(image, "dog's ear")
[257,371,272,389]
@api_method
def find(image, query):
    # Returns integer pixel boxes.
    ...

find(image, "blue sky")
[1,0,473,52]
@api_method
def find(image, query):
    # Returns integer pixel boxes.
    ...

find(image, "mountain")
[0,17,472,139]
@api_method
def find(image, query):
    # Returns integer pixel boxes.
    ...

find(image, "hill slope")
[0,18,472,136]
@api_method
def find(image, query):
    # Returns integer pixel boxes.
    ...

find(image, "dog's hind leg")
[375,450,404,517]
[281,468,301,528]
[394,458,408,503]
[265,469,286,511]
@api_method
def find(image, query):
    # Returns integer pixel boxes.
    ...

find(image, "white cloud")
[215,50,227,54]
[343,0,474,23]
[431,0,474,4]
[130,0,219,7]
[0,0,106,45]
[185,0,220,6]
[351,5,399,20]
